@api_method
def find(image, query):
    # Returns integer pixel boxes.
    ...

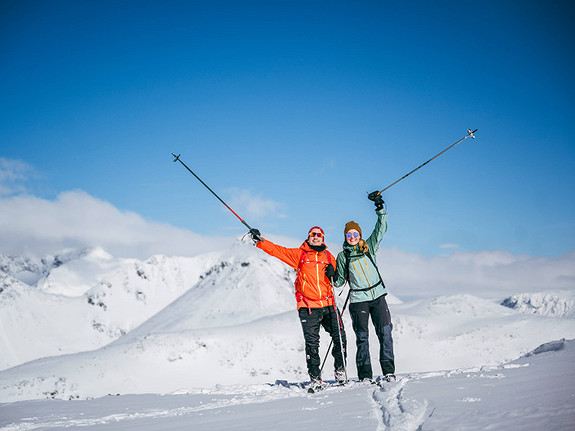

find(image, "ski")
[375,374,400,387]
[306,379,350,394]
[307,384,324,394]
[271,376,399,394]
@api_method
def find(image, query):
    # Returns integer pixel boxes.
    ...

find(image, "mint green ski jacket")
[334,208,388,303]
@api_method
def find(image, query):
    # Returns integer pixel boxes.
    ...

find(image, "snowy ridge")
[37,247,118,297]
[388,293,575,372]
[0,248,92,286]
[501,291,575,318]
[0,242,574,430]
[116,242,297,343]
[0,248,220,370]
[1,288,574,402]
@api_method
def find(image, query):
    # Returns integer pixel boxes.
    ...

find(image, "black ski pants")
[298,305,347,381]
[349,293,395,379]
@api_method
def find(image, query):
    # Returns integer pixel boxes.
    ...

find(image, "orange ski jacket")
[256,239,336,310]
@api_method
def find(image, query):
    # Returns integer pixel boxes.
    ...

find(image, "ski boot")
[384,373,397,382]
[359,377,376,385]
[307,378,324,394]
[334,368,347,385]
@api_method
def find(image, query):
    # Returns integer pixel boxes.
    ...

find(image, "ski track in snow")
[371,378,434,431]
[0,387,293,430]
[0,373,512,431]
[0,382,378,431]
[2,349,575,431]
[0,377,473,431]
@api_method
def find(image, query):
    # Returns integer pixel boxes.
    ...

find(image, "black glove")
[325,263,335,278]
[249,228,262,243]
[368,191,385,210]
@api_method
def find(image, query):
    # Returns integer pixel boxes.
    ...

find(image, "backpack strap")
[344,249,351,281]
[364,251,386,290]
[346,249,386,293]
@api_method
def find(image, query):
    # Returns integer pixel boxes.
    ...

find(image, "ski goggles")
[346,232,360,239]
[308,232,324,238]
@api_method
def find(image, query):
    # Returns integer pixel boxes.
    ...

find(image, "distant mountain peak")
[501,291,575,318]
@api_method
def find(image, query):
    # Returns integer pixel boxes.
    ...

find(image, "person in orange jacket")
[250,226,347,388]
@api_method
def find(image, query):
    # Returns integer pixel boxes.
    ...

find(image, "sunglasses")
[346,232,360,239]
[309,232,324,238]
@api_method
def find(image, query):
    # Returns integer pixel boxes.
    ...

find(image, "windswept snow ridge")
[501,291,575,318]
[116,244,296,342]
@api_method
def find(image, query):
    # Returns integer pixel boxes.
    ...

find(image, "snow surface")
[0,340,573,430]
[0,239,574,430]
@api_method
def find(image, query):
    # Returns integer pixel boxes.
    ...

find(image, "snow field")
[0,241,574,429]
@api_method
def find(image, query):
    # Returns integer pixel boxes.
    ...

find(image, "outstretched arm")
[365,206,388,254]
[256,239,301,269]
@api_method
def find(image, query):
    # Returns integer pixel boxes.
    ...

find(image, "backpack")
[343,248,386,292]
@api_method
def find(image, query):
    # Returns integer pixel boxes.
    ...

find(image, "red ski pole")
[171,153,262,241]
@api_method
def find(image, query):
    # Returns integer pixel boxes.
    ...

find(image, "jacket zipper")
[315,252,322,303]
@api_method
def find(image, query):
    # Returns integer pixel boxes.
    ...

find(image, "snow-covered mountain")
[3,289,574,403]
[0,247,221,370]
[1,240,575,404]
[0,248,91,287]
[501,291,575,318]
[0,238,574,431]
[115,242,298,343]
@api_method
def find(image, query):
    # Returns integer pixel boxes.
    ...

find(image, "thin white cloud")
[0,187,573,300]
[226,188,286,220]
[0,190,232,259]
[381,247,575,299]
[439,243,459,249]
[0,158,36,196]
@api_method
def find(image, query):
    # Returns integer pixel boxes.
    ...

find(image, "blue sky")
[1,0,574,258]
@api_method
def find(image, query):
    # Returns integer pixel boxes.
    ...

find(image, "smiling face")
[345,229,361,246]
[307,228,325,247]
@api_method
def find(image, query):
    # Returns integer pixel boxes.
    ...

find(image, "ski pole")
[372,129,477,197]
[320,289,351,375]
[171,153,262,241]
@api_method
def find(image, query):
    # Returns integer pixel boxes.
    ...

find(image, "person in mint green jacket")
[334,192,395,382]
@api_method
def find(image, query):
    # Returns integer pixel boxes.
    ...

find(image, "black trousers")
[298,305,347,380]
[349,294,395,379]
